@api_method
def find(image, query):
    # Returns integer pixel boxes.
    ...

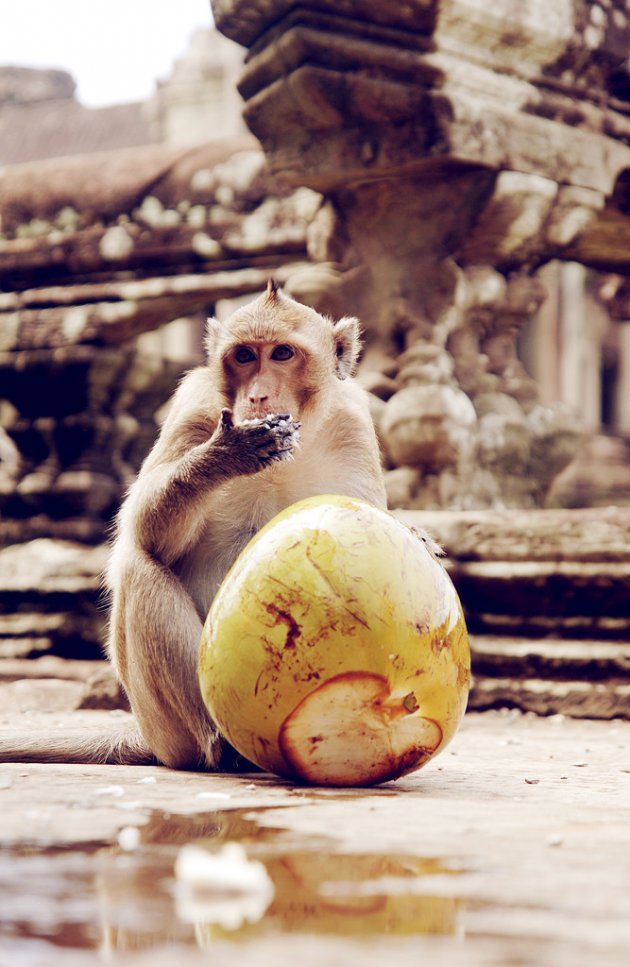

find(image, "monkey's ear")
[204,316,221,358]
[333,316,362,380]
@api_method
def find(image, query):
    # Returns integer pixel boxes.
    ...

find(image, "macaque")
[0,280,386,769]
[107,278,387,769]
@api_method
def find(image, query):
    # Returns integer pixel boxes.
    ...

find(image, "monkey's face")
[226,340,310,422]
[207,283,362,423]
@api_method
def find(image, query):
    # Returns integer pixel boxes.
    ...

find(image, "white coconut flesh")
[278,671,443,786]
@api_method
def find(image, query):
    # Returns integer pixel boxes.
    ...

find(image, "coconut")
[198,496,470,786]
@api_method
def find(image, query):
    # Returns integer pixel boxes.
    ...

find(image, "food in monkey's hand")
[198,495,471,787]
[213,410,301,471]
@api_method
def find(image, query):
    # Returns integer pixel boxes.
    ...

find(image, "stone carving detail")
[0,140,314,659]
[356,266,580,509]
[0,140,316,537]
[213,0,630,508]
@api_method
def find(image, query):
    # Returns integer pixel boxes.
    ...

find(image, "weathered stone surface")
[469,635,630,719]
[0,539,107,591]
[213,0,630,214]
[0,656,110,683]
[0,540,108,659]
[356,369,397,401]
[0,65,75,106]
[0,267,308,350]
[1,711,630,966]
[211,0,628,509]
[80,664,129,711]
[0,678,87,713]
[471,636,630,679]
[315,205,582,509]
[397,507,630,638]
[454,560,630,637]
[0,142,314,294]
[475,408,530,474]
[470,677,630,720]
[0,516,107,548]
[1,140,249,235]
[548,434,630,509]
[0,342,185,543]
[381,385,477,471]
[0,658,126,712]
[396,344,455,389]
[383,466,423,508]
[397,505,630,563]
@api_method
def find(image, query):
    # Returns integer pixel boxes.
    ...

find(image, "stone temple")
[1,2,629,715]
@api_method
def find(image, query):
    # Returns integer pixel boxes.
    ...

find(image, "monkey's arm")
[126,407,299,565]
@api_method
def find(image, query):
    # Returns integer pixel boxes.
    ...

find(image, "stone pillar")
[599,275,630,437]
[211,0,630,508]
[616,324,630,437]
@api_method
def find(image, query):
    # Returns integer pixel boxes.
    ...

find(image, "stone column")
[211,0,630,508]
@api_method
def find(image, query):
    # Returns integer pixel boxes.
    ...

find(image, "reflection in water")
[175,841,275,931]
[1,808,464,960]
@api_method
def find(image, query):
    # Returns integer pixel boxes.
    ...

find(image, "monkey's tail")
[0,720,157,766]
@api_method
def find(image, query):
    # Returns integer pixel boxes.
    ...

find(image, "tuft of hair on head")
[265,277,280,302]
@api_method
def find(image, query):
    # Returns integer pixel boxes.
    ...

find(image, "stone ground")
[1,706,629,967]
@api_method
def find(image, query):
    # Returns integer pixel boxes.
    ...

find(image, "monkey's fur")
[0,281,387,769]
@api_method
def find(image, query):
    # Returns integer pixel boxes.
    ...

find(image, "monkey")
[0,280,387,769]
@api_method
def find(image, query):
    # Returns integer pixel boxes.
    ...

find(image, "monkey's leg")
[115,553,224,770]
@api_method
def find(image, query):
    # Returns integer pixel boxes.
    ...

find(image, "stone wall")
[0,138,316,661]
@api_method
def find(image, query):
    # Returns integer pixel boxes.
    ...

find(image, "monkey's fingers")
[253,432,295,454]
[253,424,299,462]
[244,422,300,443]
[269,418,302,441]
[271,424,300,447]
[219,409,234,430]
[260,445,296,466]
[409,525,445,559]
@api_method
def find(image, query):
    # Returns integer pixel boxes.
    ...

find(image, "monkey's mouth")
[242,408,287,421]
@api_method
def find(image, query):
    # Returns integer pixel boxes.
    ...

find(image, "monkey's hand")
[409,524,445,561]
[212,409,301,476]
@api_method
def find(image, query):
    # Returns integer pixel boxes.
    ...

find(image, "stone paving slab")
[1,709,629,966]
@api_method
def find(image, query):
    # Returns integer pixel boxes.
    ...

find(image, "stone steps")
[0,656,125,713]
[1,514,628,719]
[469,635,630,719]
[454,560,630,637]
[0,539,107,659]
[398,507,630,640]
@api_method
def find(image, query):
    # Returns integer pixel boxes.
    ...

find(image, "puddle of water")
[0,808,464,960]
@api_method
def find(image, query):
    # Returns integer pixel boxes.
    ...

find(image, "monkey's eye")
[271,344,295,361]
[234,346,257,365]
